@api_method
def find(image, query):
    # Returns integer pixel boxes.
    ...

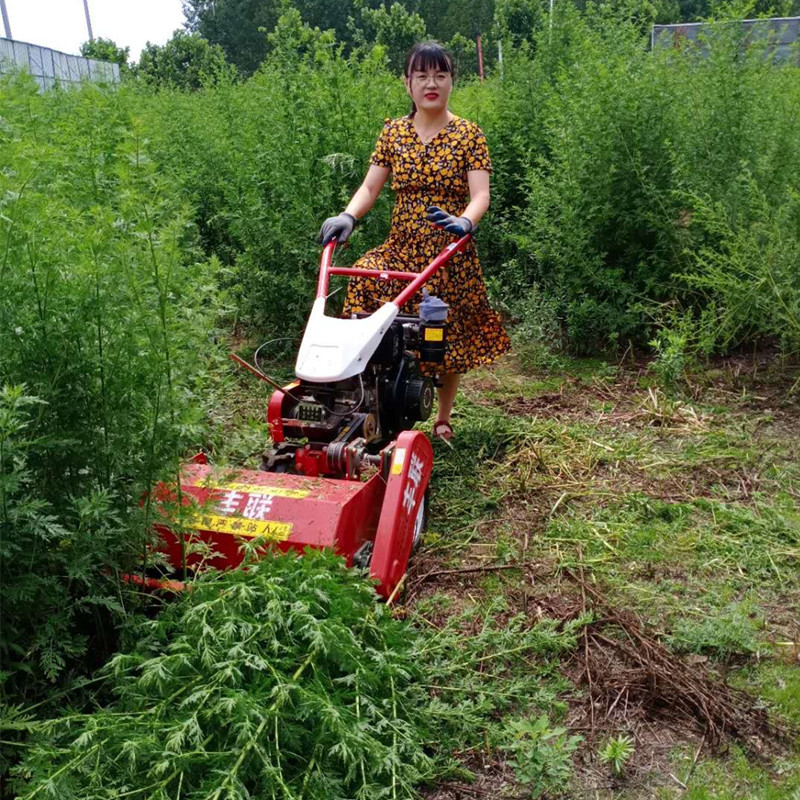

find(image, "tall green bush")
[0,74,218,703]
[127,3,800,355]
[682,178,800,354]
[140,13,406,334]
[137,31,235,90]
[484,3,800,352]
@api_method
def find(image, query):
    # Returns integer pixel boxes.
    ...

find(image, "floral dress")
[343,115,511,375]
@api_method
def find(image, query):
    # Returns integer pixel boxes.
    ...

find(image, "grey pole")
[1,0,12,39]
[83,0,94,40]
[497,38,503,81]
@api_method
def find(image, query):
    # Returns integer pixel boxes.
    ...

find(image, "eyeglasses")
[410,72,451,85]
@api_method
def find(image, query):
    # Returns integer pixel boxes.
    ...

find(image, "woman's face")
[405,65,453,114]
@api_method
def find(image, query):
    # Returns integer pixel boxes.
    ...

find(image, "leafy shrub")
[679,178,800,356]
[446,32,479,77]
[12,551,435,799]
[487,5,800,353]
[510,283,566,371]
[509,6,681,351]
[649,317,693,389]
[79,37,131,72]
[502,714,582,798]
[138,31,235,91]
[140,15,405,333]
[353,3,429,73]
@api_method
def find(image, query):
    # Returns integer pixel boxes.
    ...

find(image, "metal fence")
[0,37,119,90]
[652,17,800,64]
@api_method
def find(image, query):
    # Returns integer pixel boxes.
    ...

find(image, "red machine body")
[145,236,465,599]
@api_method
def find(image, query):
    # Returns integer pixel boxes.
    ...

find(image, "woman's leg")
[435,373,462,425]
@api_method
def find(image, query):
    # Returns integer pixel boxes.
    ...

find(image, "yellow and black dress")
[343,115,511,375]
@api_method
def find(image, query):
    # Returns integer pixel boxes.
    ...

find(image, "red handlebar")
[316,234,472,311]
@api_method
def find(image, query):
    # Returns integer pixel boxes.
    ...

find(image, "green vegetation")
[11,550,588,798]
[79,37,131,70]
[0,76,220,707]
[599,734,636,775]
[424,353,800,797]
[11,551,435,799]
[2,1,800,797]
[137,32,234,91]
[177,0,800,78]
[87,3,800,355]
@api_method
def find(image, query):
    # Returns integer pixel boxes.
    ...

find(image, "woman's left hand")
[426,206,474,236]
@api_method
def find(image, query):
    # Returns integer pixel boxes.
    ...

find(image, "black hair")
[404,41,454,117]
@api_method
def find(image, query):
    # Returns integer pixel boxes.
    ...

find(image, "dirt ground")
[405,350,800,799]
[218,344,799,798]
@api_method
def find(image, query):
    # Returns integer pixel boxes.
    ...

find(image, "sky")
[3,0,187,62]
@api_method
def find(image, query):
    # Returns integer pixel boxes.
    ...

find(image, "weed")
[13,551,437,799]
[502,714,582,798]
[0,76,219,702]
[650,324,692,390]
[598,734,635,776]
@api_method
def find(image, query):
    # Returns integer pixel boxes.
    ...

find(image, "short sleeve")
[465,125,492,173]
[370,119,393,169]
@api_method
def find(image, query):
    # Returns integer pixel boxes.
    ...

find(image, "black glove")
[426,206,474,236]
[318,212,356,246]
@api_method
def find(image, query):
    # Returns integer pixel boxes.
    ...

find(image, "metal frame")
[315,233,473,309]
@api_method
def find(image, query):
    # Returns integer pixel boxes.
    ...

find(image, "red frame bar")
[121,572,186,593]
[315,233,472,310]
[329,267,419,281]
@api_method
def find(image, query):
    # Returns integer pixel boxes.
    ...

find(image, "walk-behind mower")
[144,234,472,599]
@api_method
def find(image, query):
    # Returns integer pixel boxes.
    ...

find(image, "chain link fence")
[0,37,119,90]
[652,16,800,63]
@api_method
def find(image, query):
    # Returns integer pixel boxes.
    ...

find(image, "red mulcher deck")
[151,430,432,599]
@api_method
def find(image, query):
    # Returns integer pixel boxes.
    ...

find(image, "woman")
[317,41,510,442]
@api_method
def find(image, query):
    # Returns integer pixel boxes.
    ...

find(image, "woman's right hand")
[318,213,356,246]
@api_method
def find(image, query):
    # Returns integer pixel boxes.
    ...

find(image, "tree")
[183,0,389,72]
[182,0,281,75]
[80,37,131,74]
[353,2,429,72]
[291,0,366,45]
[418,0,494,42]
[494,0,542,47]
[447,31,478,76]
[137,31,234,91]
[264,7,337,68]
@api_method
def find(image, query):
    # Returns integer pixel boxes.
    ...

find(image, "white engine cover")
[295,298,400,382]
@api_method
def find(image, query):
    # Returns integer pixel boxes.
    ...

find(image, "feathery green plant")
[0,72,220,705]
[12,550,435,800]
[12,553,592,799]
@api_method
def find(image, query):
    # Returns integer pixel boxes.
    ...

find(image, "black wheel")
[405,377,434,422]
